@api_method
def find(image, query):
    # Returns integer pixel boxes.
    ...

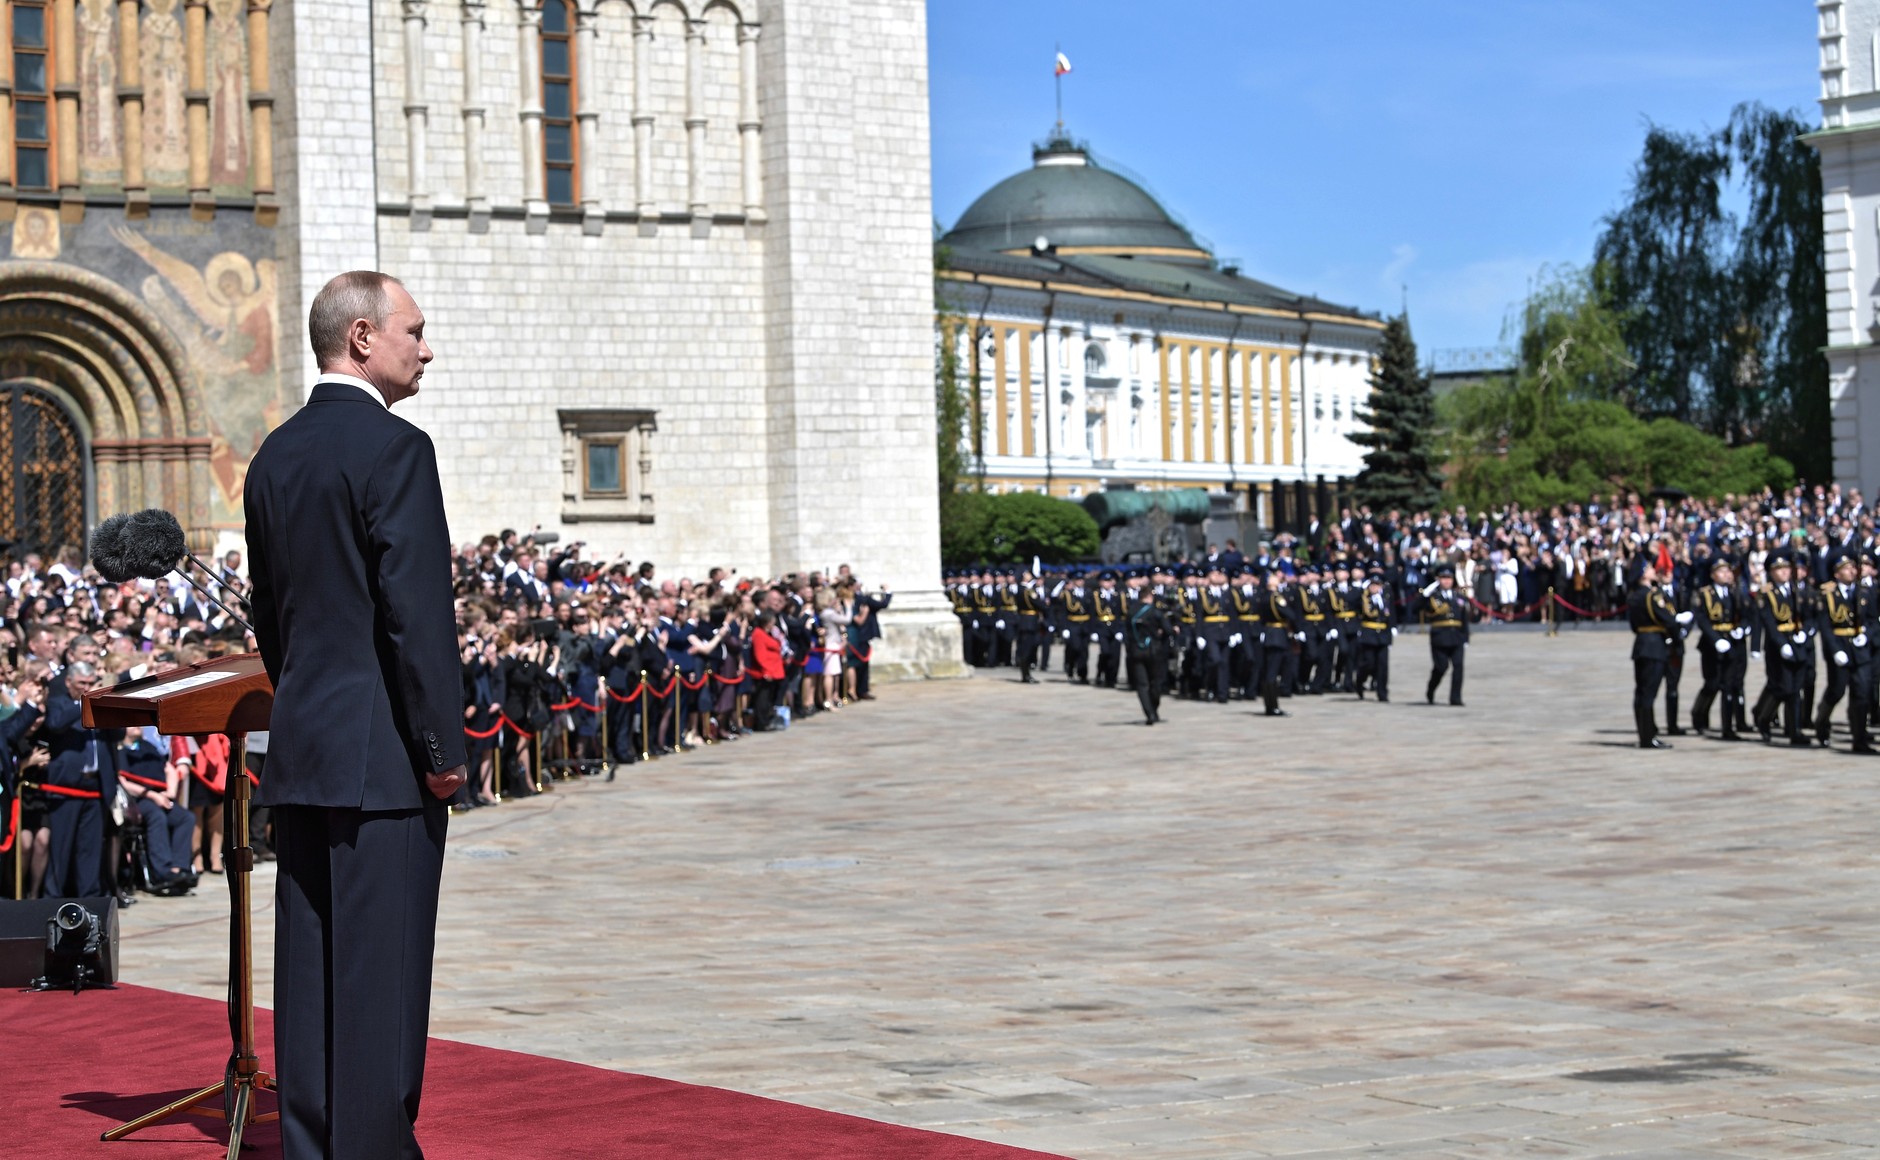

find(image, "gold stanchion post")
[640,671,652,761]
[598,678,609,777]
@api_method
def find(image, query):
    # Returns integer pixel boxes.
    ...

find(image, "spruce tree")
[1351,314,1443,512]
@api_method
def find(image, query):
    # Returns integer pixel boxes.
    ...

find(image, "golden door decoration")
[0,384,86,558]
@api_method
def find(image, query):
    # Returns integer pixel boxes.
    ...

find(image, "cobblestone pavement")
[117,630,1880,1158]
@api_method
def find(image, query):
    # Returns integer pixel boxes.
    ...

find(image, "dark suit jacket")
[244,381,466,810]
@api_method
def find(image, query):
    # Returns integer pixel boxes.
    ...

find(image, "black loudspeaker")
[0,897,119,988]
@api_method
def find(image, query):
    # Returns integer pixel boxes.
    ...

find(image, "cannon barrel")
[1081,488,1211,534]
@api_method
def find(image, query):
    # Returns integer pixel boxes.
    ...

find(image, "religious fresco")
[142,0,188,191]
[206,0,248,191]
[0,209,284,529]
[78,0,121,188]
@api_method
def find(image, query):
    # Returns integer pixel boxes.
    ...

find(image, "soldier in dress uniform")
[1814,551,1874,751]
[1094,570,1125,688]
[1258,567,1300,716]
[1690,556,1749,740]
[1194,564,1233,703]
[1627,561,1686,748]
[1751,552,1814,747]
[1124,574,1174,725]
[1354,569,1396,702]
[1229,564,1261,701]
[1037,571,1060,674]
[1060,571,1095,684]
[1329,560,1360,693]
[1420,564,1469,706]
[948,572,973,666]
[993,569,1019,667]
[1297,565,1332,694]
[969,569,996,668]
[1660,559,1688,736]
[1174,567,1202,700]
[1014,570,1045,684]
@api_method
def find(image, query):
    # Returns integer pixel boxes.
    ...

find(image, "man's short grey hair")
[66,661,96,679]
[308,271,403,367]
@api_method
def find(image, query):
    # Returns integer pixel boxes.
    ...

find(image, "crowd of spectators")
[0,527,893,905]
[1215,483,1874,624]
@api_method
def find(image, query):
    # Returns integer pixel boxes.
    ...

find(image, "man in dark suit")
[245,271,467,1160]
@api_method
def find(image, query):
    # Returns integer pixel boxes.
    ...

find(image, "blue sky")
[927,1,1816,361]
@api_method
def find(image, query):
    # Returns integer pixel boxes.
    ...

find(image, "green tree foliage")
[1350,314,1443,512]
[938,491,1099,565]
[1593,102,1828,479]
[1443,267,1794,509]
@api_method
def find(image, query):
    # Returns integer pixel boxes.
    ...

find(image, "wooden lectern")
[83,653,276,1157]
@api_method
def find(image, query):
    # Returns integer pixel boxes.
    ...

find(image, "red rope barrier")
[119,772,168,791]
[709,672,745,685]
[679,674,709,691]
[0,795,18,854]
[550,696,601,712]
[1465,595,1550,622]
[846,645,872,663]
[499,714,535,740]
[605,682,644,704]
[464,722,503,740]
[1550,593,1624,619]
[37,783,101,800]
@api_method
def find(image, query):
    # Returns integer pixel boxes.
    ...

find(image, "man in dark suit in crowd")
[852,582,892,699]
[42,661,116,897]
[245,271,467,1160]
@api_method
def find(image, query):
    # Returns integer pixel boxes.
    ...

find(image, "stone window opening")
[541,0,580,206]
[560,409,655,524]
[1084,342,1106,378]
[14,0,53,190]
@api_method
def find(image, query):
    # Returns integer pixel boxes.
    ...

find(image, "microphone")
[89,508,254,633]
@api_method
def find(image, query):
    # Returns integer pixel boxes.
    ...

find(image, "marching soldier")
[1175,567,1202,700]
[1815,551,1874,751]
[1752,552,1813,747]
[948,572,973,667]
[1329,561,1360,693]
[1195,564,1233,703]
[969,570,996,668]
[1094,570,1125,689]
[1229,564,1262,701]
[993,569,1020,667]
[1298,565,1332,694]
[1690,556,1748,740]
[1124,574,1174,726]
[1628,562,1688,748]
[1014,570,1045,684]
[1060,571,1095,684]
[1037,570,1061,674]
[1420,565,1469,706]
[1258,568,1300,716]
[1661,559,1688,736]
[1354,569,1396,702]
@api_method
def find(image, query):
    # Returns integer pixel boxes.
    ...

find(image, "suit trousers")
[274,802,448,1160]
[44,793,103,898]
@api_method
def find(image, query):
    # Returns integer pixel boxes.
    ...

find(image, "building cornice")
[935,268,1387,332]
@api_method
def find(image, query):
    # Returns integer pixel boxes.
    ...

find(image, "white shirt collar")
[316,372,390,409]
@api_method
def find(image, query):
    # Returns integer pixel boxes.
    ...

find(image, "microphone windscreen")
[88,513,138,583]
[121,508,189,580]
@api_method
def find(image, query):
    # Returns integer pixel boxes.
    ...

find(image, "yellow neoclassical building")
[938,134,1385,527]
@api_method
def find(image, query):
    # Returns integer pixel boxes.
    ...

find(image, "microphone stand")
[183,553,255,616]
[171,568,255,635]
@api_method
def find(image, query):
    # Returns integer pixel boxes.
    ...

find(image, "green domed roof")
[942,137,1211,265]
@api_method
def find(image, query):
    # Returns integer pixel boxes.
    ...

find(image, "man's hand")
[427,764,468,800]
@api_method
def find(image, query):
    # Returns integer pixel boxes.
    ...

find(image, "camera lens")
[55,903,86,932]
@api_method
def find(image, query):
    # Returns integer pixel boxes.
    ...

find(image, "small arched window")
[1084,342,1106,377]
[541,0,578,205]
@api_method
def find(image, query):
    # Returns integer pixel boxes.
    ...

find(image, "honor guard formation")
[1629,546,1880,753]
[945,555,1470,727]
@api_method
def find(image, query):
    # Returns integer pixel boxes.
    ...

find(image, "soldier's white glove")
[1751,650,1763,660]
[1197,637,1207,650]
[1731,626,1747,640]
[1062,629,1070,640]
[1293,632,1306,643]
[1793,631,1809,645]
[1229,633,1241,648]
[1391,627,1400,639]
[1715,639,1731,654]
[1675,611,1695,625]
[1836,650,1851,667]
[1858,632,1870,648]
[1327,628,1339,640]
[1114,632,1123,642]
[1780,643,1794,660]
[994,619,1005,630]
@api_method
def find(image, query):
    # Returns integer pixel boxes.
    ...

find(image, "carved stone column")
[184,0,210,218]
[573,0,598,234]
[53,0,78,219]
[683,16,704,234]
[460,0,486,231]
[246,0,274,223]
[736,21,761,223]
[401,0,428,229]
[517,0,545,232]
[117,0,146,216]
[631,11,652,234]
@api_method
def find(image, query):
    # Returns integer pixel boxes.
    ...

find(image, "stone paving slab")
[113,632,1880,1157]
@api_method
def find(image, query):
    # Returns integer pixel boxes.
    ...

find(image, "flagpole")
[1055,41,1063,132]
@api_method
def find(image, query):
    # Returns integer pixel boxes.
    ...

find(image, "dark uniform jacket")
[1420,588,1470,648]
[1628,585,1677,661]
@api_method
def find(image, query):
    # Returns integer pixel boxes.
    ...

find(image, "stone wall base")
[870,591,969,682]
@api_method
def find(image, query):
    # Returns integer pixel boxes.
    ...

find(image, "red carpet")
[0,983,1071,1159]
